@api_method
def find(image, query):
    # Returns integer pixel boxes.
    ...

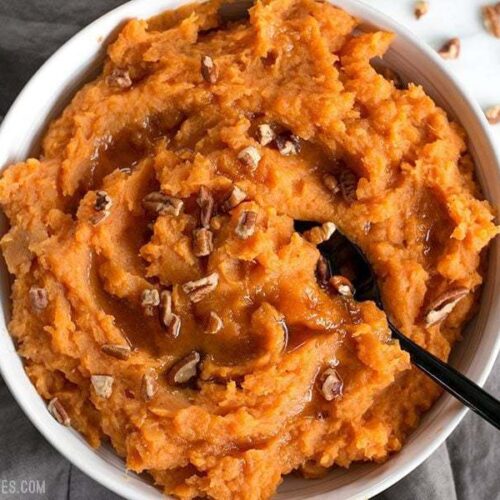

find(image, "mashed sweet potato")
[0,0,497,498]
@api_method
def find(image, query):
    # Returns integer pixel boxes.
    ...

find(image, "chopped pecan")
[141,288,160,316]
[141,370,158,401]
[483,3,500,38]
[48,397,71,426]
[339,169,358,203]
[323,174,340,194]
[167,313,182,339]
[330,275,355,297]
[142,192,183,217]
[29,286,48,311]
[91,375,114,399]
[485,105,500,125]
[438,38,460,59]
[221,185,247,212]
[205,311,223,334]
[94,191,112,212]
[201,55,218,84]
[101,344,132,360]
[192,228,214,257]
[235,211,257,239]
[414,0,429,19]
[424,287,469,326]
[196,186,214,228]
[159,290,173,328]
[303,222,336,245]
[275,133,300,156]
[107,68,132,89]
[256,123,276,146]
[182,273,219,303]
[316,255,330,286]
[238,146,261,170]
[167,351,201,385]
[318,367,343,401]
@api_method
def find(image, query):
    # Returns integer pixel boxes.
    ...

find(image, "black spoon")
[296,221,500,430]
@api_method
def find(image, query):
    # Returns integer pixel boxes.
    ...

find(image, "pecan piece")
[483,3,500,38]
[91,375,114,399]
[318,367,343,401]
[142,192,183,217]
[414,0,429,19]
[192,228,214,257]
[141,288,160,316]
[205,311,223,334]
[201,55,218,84]
[438,38,460,60]
[107,68,132,89]
[182,272,219,303]
[275,133,300,156]
[48,397,71,426]
[323,174,340,195]
[424,287,469,326]
[330,275,355,297]
[238,146,261,170]
[339,169,358,203]
[94,190,112,212]
[90,192,112,224]
[167,351,201,385]
[256,123,276,146]
[303,222,336,245]
[196,186,214,228]
[159,290,173,328]
[235,211,257,239]
[167,313,182,339]
[221,185,247,212]
[485,105,500,125]
[29,286,48,311]
[101,344,132,360]
[142,370,158,401]
[316,255,330,286]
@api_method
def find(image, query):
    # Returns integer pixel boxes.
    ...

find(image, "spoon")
[300,222,500,430]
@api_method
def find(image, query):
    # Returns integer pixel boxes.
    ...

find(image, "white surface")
[0,1,498,500]
[363,0,500,147]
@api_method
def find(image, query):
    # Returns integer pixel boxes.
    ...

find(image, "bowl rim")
[0,0,498,499]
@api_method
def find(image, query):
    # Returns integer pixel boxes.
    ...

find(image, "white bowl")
[0,1,498,499]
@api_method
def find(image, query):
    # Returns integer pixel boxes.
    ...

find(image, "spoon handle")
[389,323,500,430]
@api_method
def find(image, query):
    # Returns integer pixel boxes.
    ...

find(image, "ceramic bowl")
[0,0,498,498]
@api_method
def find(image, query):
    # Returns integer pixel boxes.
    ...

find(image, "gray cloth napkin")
[0,1,498,499]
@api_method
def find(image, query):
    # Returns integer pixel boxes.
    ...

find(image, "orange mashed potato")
[0,0,498,498]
